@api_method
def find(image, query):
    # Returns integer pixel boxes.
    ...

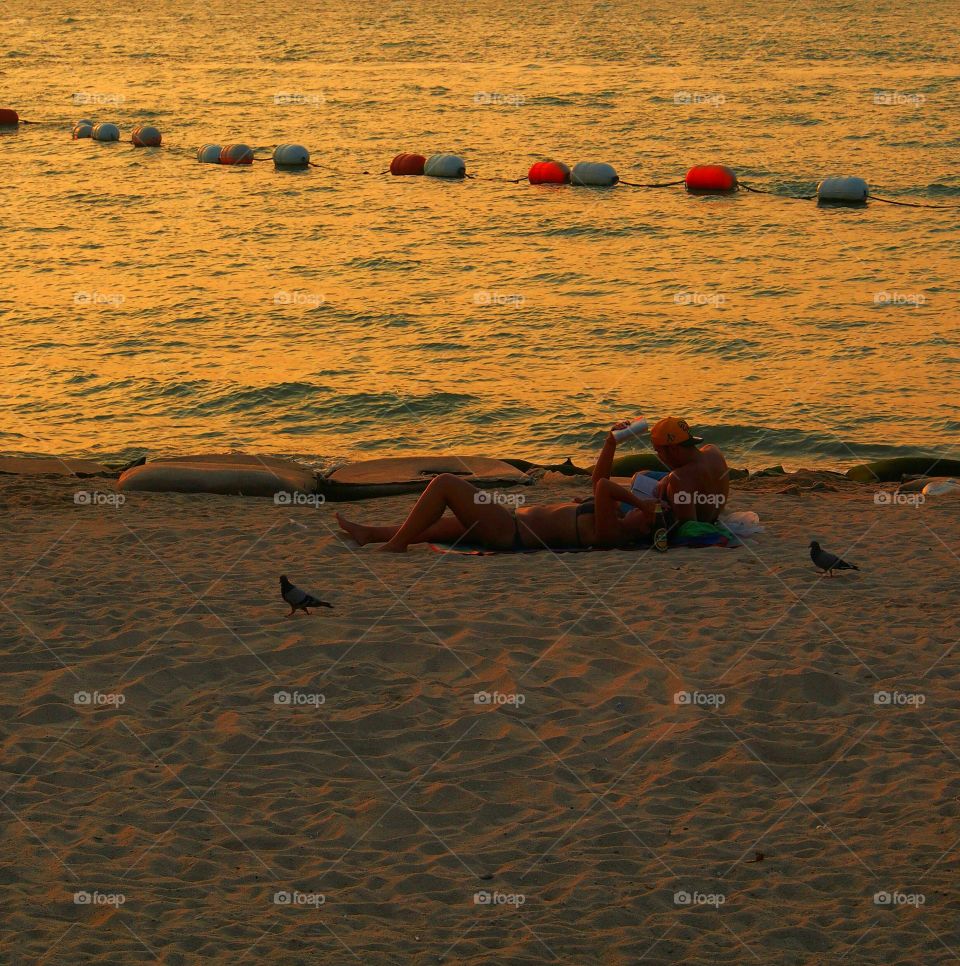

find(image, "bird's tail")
[320,601,333,608]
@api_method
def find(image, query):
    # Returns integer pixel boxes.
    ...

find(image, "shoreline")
[1,449,958,485]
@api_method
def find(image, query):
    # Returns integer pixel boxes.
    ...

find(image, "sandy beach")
[3,0,958,960]
[1,470,958,963]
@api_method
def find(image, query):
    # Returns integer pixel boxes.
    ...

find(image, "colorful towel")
[670,519,741,548]
[429,524,739,555]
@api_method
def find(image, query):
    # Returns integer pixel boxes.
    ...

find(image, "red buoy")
[220,144,254,165]
[528,160,570,185]
[390,152,426,176]
[131,125,162,147]
[685,165,738,194]
[0,108,20,125]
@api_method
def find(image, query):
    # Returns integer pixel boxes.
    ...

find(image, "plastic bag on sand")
[923,479,960,497]
[721,511,764,537]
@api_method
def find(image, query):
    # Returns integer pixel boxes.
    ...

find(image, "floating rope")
[868,194,960,210]
[739,182,816,201]
[619,179,686,188]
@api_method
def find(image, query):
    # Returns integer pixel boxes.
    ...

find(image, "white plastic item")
[720,511,764,537]
[922,478,960,497]
[273,143,310,167]
[613,418,649,443]
[817,176,869,204]
[92,122,120,142]
[424,154,466,179]
[571,162,619,187]
[197,143,222,163]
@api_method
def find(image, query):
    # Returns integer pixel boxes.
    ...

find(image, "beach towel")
[670,520,739,548]
[429,510,760,554]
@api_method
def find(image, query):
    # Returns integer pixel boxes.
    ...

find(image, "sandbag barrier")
[3,452,958,495]
[3,109,959,209]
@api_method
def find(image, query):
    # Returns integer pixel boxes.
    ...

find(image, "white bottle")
[612,418,649,443]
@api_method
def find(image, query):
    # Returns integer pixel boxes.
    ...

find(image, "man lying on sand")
[335,416,729,553]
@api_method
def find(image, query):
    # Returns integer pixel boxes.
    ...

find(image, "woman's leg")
[336,513,465,547]
[376,474,515,552]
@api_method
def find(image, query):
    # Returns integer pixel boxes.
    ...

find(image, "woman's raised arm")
[591,421,630,488]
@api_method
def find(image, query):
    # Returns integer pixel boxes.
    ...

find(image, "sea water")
[1,0,957,470]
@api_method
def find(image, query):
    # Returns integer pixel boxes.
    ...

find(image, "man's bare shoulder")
[698,443,729,467]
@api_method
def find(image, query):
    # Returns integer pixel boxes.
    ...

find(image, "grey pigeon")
[280,575,333,617]
[809,541,859,576]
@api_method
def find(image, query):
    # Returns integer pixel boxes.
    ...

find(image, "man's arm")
[663,471,696,523]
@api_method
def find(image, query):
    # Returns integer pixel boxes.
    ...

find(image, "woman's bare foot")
[335,513,373,546]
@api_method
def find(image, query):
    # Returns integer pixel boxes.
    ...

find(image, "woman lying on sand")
[335,421,657,553]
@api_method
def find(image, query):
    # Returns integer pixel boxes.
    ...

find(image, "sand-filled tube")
[131,125,162,147]
[118,455,319,498]
[571,162,619,187]
[92,122,120,142]
[846,456,960,483]
[220,143,254,165]
[528,160,570,185]
[605,453,669,476]
[424,154,466,179]
[817,176,869,205]
[72,122,94,139]
[390,152,426,176]
[685,164,738,194]
[0,108,20,125]
[273,143,310,167]
[197,143,222,164]
[318,456,530,501]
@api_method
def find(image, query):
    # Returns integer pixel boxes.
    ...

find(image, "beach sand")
[1,471,958,964]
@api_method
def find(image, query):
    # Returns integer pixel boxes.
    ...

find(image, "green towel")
[673,520,739,547]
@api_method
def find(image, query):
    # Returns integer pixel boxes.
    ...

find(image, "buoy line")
[3,108,959,209]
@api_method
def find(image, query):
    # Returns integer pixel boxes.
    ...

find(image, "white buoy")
[273,143,310,168]
[132,124,162,147]
[571,162,619,187]
[817,176,869,204]
[92,122,120,142]
[197,143,222,164]
[72,122,94,139]
[424,153,466,179]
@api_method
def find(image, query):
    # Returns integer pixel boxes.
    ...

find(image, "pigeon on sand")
[809,541,860,576]
[280,575,333,617]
